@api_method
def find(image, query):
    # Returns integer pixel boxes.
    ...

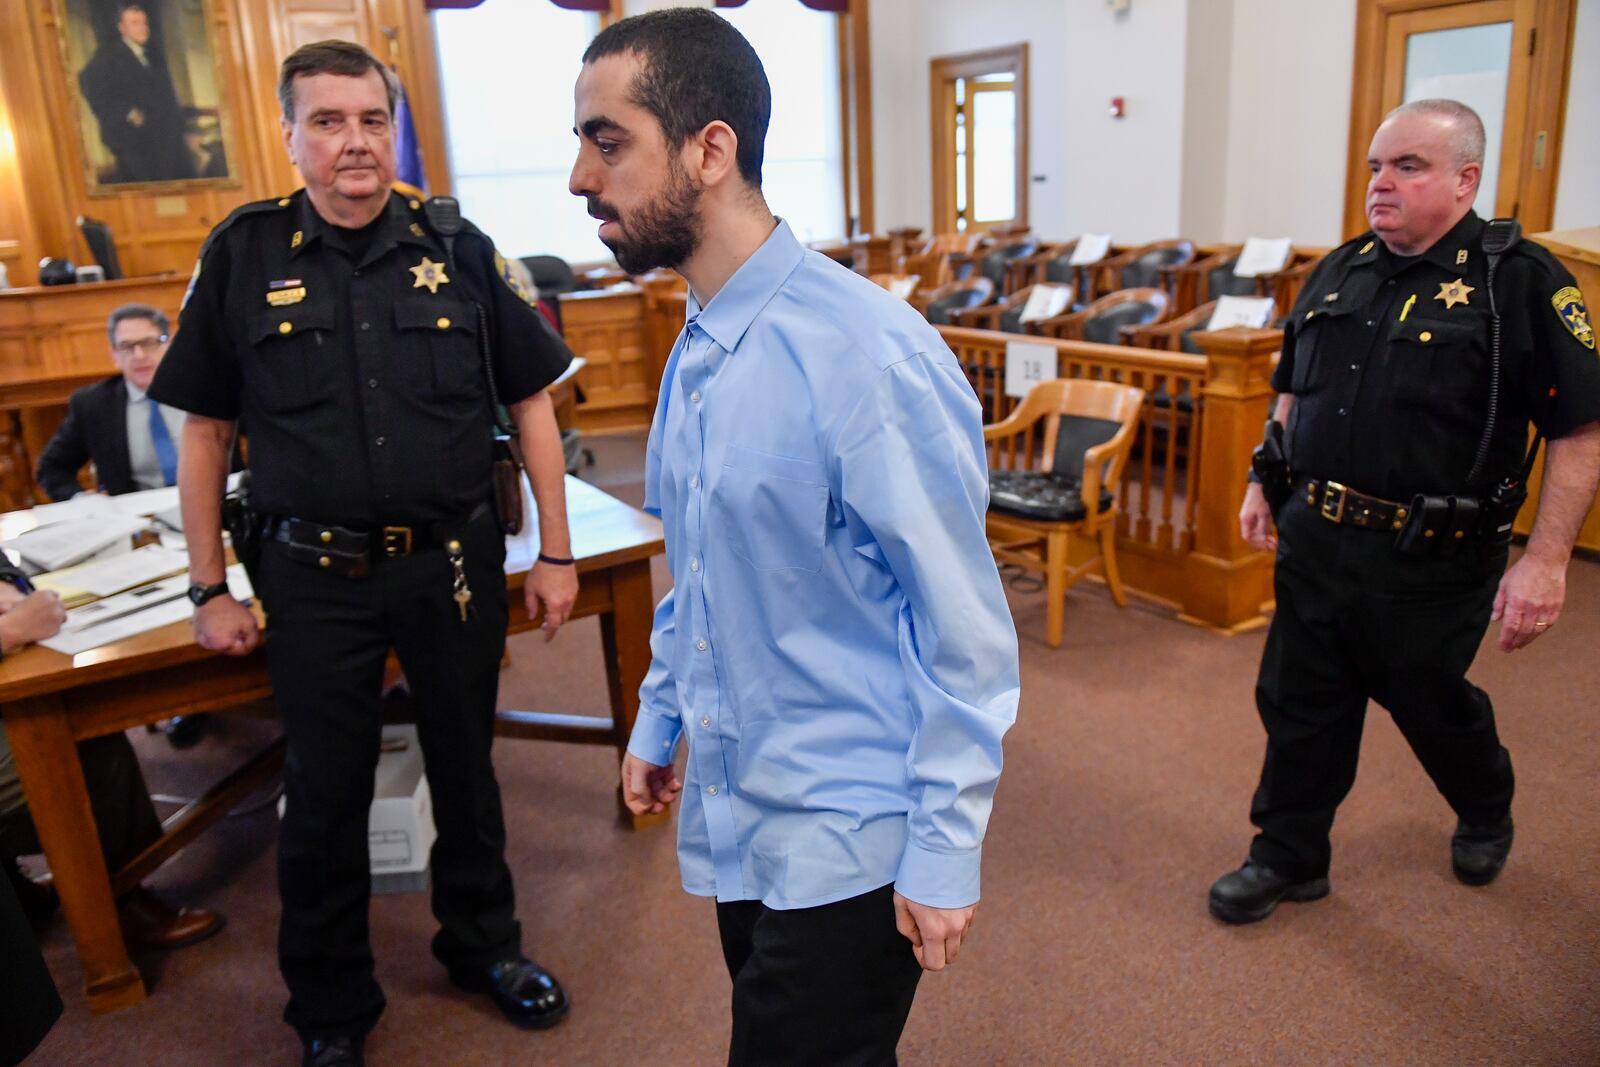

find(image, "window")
[433,0,604,263]
[718,2,847,244]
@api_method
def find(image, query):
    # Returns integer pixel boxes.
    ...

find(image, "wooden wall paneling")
[369,0,451,195]
[560,287,654,432]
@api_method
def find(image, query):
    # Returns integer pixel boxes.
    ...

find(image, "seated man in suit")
[37,303,186,501]
[37,303,228,747]
[0,558,223,950]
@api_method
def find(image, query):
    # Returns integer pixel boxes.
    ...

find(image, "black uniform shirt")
[1272,211,1600,501]
[150,190,572,526]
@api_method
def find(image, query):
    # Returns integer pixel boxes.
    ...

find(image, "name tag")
[267,286,307,307]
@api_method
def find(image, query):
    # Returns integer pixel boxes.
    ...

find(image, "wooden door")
[930,44,1028,236]
[1344,0,1575,237]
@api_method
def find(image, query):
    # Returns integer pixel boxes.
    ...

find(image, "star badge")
[1435,278,1474,309]
[410,256,450,294]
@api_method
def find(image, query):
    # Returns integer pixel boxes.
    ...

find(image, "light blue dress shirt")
[625,220,1020,911]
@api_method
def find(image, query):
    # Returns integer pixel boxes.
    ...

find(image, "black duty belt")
[262,502,492,578]
[1299,478,1410,532]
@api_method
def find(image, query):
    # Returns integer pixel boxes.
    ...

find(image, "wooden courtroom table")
[0,476,663,1014]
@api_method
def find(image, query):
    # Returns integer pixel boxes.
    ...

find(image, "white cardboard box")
[369,725,436,878]
[278,723,436,893]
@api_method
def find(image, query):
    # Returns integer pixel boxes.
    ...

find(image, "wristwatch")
[187,581,231,607]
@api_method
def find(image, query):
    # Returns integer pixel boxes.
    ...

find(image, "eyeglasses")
[113,336,168,355]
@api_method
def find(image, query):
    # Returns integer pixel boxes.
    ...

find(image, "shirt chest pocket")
[715,445,830,573]
[395,299,480,402]
[1290,305,1361,395]
[1388,317,1487,420]
[248,302,339,414]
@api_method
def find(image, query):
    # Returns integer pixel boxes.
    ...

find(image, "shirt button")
[689,558,700,572]
[706,785,718,796]
[701,717,711,728]
[375,436,386,446]
[690,391,702,403]
[368,378,378,388]
[688,475,699,489]
[1366,320,1375,327]
[360,321,372,331]
[1338,408,1348,416]
[696,638,708,651]
[1350,364,1359,371]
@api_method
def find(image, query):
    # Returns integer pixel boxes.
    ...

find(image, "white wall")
[869,0,1191,243]
[1218,0,1356,246]
[1552,0,1598,230]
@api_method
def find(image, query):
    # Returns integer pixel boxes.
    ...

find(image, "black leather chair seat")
[989,470,1115,522]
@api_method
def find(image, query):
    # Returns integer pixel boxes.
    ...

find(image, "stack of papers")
[1233,237,1293,278]
[39,563,253,656]
[1069,234,1113,266]
[32,544,190,608]
[1206,295,1277,331]
[2,516,144,573]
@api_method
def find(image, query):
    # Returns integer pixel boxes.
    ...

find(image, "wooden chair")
[950,282,1074,333]
[897,246,953,297]
[849,234,897,276]
[868,273,922,302]
[977,238,1041,295]
[1093,239,1196,301]
[1032,287,1170,343]
[918,276,995,324]
[984,378,1146,647]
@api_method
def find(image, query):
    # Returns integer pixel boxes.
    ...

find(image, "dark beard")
[592,164,701,275]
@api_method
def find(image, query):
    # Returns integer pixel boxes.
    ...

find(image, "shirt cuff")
[894,841,982,909]
[625,707,682,766]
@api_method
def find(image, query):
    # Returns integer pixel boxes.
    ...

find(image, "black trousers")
[1248,495,1515,880]
[0,731,163,878]
[717,884,922,1067]
[259,509,519,1041]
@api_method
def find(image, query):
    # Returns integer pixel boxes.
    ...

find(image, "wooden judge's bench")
[0,274,190,511]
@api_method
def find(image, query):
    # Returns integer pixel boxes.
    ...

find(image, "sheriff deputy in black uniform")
[149,41,579,1067]
[1209,98,1600,925]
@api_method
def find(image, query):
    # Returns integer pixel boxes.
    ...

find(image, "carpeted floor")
[24,429,1600,1066]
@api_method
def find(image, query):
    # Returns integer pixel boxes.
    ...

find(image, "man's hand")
[893,892,977,972]
[126,107,145,127]
[620,752,682,816]
[0,585,26,612]
[1492,552,1565,652]
[525,560,578,641]
[0,591,66,654]
[1239,482,1277,552]
[193,595,260,656]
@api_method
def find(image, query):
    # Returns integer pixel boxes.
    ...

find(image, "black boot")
[1451,816,1513,886]
[1208,860,1329,924]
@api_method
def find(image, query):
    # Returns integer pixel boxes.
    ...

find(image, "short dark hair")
[107,303,169,344]
[277,40,398,123]
[583,8,770,187]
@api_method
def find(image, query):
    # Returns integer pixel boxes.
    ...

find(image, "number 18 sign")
[1004,340,1059,399]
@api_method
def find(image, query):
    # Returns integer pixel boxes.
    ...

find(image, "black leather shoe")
[301,1035,364,1067]
[163,714,208,749]
[450,957,570,1030]
[1208,860,1330,924]
[1452,816,1514,886]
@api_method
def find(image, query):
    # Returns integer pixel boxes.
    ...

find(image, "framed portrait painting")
[53,0,239,194]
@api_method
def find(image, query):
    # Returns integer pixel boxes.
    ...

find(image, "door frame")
[930,43,1029,235]
[1343,0,1576,238]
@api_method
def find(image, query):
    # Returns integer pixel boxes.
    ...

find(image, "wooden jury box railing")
[939,324,1283,633]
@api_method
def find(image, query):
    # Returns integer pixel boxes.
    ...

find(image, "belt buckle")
[1320,481,1347,523]
[382,526,413,557]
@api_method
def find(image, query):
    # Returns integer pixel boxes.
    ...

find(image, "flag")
[392,69,426,193]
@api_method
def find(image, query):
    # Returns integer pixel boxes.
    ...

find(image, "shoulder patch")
[494,249,536,306]
[1552,286,1594,350]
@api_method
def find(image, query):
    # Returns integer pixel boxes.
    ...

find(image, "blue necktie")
[148,398,178,487]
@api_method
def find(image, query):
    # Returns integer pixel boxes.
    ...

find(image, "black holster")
[1252,420,1293,515]
[1394,494,1481,557]
[221,472,261,588]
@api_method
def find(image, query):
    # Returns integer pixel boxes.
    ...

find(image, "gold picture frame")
[52,0,241,195]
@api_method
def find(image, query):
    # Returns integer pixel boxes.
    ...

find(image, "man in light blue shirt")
[573,11,1019,1064]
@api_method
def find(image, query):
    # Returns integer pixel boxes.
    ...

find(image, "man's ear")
[1457,160,1482,203]
[694,120,741,189]
[280,116,295,163]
